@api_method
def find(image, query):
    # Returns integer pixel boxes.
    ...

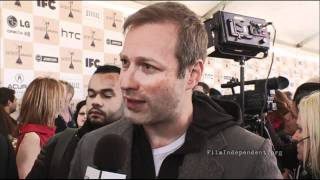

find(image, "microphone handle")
[99,170,102,179]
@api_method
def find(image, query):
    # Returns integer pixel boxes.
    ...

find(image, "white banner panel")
[83,50,104,75]
[59,21,82,49]
[60,73,84,100]
[3,69,34,99]
[82,6,103,28]
[33,0,59,19]
[104,30,123,54]
[2,9,33,42]
[0,39,2,69]
[201,60,215,88]
[34,43,60,72]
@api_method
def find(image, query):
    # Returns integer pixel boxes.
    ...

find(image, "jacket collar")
[116,122,229,178]
[77,120,111,138]
[116,93,241,178]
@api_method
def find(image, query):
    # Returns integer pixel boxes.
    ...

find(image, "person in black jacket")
[0,88,18,139]
[26,65,124,178]
[0,105,18,179]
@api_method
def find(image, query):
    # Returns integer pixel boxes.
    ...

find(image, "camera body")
[218,76,289,115]
[219,90,273,115]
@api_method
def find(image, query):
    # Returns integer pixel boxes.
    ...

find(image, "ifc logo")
[7,15,18,28]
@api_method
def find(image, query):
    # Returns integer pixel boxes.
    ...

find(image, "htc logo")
[61,28,81,40]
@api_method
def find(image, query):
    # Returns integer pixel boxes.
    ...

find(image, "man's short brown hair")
[123,2,208,78]
[0,88,15,106]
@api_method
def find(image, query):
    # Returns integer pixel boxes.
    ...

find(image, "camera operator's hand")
[12,138,17,150]
[283,111,298,136]
[282,168,290,179]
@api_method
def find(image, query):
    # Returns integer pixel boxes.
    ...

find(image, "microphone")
[94,134,128,172]
[85,134,128,179]
[221,76,289,90]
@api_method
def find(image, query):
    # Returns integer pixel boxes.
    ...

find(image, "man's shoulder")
[53,128,77,141]
[220,125,266,150]
[84,119,131,140]
[68,119,132,179]
[205,126,280,178]
[44,128,77,151]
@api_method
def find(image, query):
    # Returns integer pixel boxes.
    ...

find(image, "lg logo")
[86,58,100,68]
[37,0,56,10]
[7,16,17,28]
[61,28,81,40]
[7,15,30,28]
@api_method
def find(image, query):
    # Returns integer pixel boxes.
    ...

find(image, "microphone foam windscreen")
[94,134,128,172]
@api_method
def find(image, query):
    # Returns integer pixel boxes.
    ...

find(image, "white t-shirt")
[152,133,186,177]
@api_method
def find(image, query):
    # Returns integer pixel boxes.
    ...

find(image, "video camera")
[219,76,289,115]
[204,11,300,172]
[204,10,274,124]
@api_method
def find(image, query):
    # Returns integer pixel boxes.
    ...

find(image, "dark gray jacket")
[69,94,282,179]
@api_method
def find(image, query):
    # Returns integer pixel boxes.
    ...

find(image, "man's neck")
[143,97,193,149]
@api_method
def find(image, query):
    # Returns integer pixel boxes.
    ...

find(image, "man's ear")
[7,100,12,106]
[186,59,204,90]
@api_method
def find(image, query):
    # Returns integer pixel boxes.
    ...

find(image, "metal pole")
[239,57,245,123]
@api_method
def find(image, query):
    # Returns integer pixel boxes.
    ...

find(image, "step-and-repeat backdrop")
[202,55,319,95]
[0,1,124,110]
[0,1,319,115]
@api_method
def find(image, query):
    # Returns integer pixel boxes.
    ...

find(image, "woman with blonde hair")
[16,77,64,179]
[55,80,76,133]
[293,91,320,179]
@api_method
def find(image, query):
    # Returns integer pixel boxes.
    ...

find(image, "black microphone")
[94,134,128,172]
[221,76,289,90]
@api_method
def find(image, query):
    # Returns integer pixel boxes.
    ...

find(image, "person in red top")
[16,77,64,179]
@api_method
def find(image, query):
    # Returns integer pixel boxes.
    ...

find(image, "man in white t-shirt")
[69,2,282,179]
